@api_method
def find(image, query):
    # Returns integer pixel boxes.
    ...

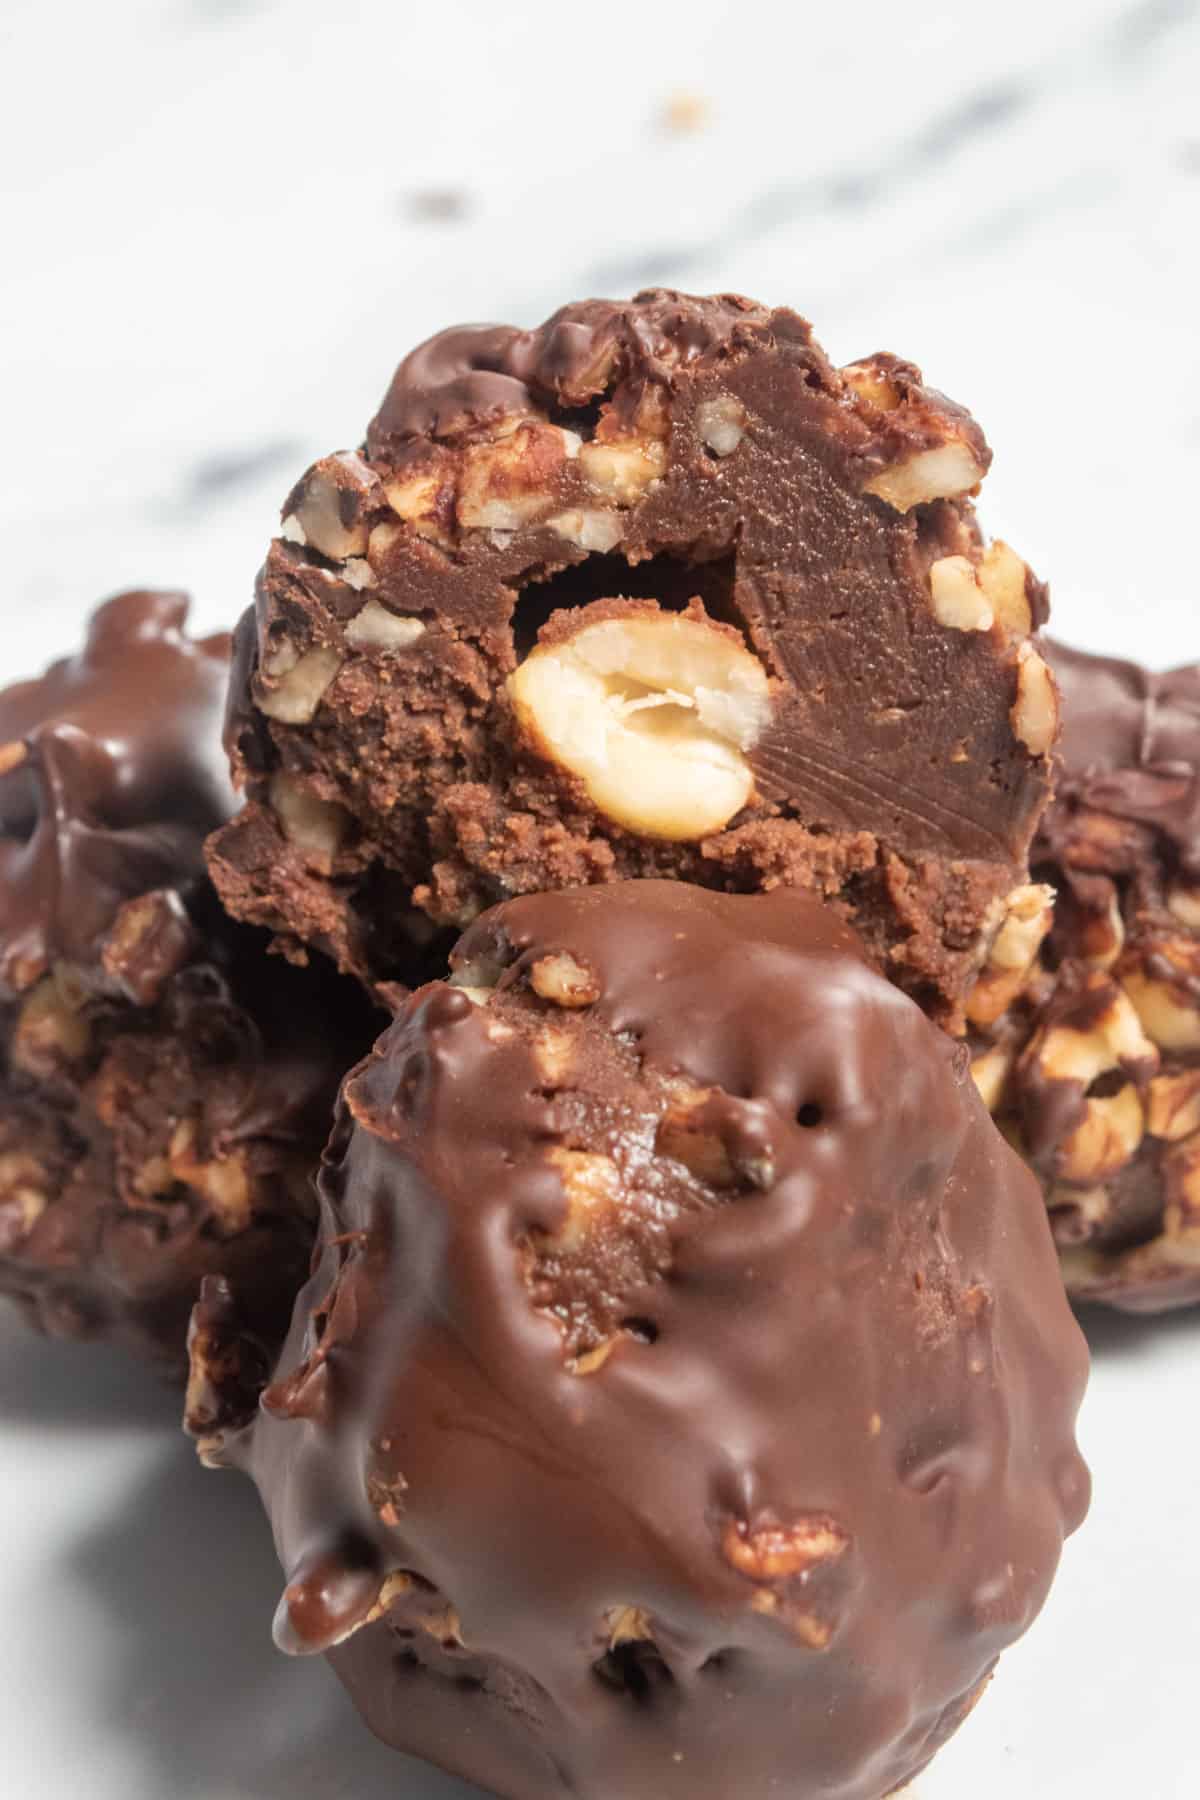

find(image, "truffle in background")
[0,592,377,1368]
[209,289,1058,1031]
[192,881,1089,1800]
[971,639,1200,1310]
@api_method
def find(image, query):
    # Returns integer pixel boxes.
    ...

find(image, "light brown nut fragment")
[1010,642,1059,757]
[1168,884,1200,931]
[385,466,449,541]
[11,974,92,1076]
[1121,965,1200,1053]
[0,740,28,777]
[508,610,771,842]
[546,509,624,552]
[169,1121,254,1235]
[977,541,1033,639]
[0,1152,50,1243]
[696,396,747,457]
[579,435,667,503]
[269,772,350,868]
[864,441,985,512]
[722,1516,849,1581]
[966,884,1055,1028]
[1032,983,1157,1088]
[1146,1070,1200,1142]
[457,423,579,530]
[283,452,381,561]
[970,1043,1012,1114]
[604,1605,653,1647]
[528,953,600,1008]
[841,362,902,412]
[570,1338,616,1376]
[928,556,994,633]
[257,645,343,725]
[362,1571,415,1626]
[533,1027,575,1084]
[100,889,195,1005]
[1056,1082,1144,1184]
[657,1105,736,1187]
[544,1148,620,1251]
[1047,1185,1113,1245]
[345,600,426,653]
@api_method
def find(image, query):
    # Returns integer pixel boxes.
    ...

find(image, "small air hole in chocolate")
[622,1317,659,1344]
[592,1639,674,1705]
[797,1102,823,1128]
[508,548,741,660]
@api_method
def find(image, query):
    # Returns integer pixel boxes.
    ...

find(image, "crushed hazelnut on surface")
[696,396,747,457]
[722,1516,849,1582]
[528,953,600,1008]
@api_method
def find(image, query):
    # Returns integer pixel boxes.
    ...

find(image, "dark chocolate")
[0,595,376,1366]
[202,881,1089,1800]
[209,289,1056,1032]
[972,639,1200,1311]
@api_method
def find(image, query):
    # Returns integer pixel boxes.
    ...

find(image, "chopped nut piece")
[1121,963,1200,1052]
[285,452,381,561]
[269,772,350,867]
[169,1121,255,1235]
[722,1516,849,1582]
[977,541,1033,639]
[841,363,901,412]
[528,953,600,1008]
[579,435,667,503]
[864,442,984,512]
[11,974,92,1076]
[546,509,624,552]
[0,739,28,776]
[385,469,447,539]
[970,1043,1012,1114]
[1057,1082,1144,1184]
[345,600,426,653]
[696,396,747,457]
[570,1338,616,1376]
[1146,1070,1200,1142]
[457,424,577,530]
[533,1027,575,1084]
[508,608,771,842]
[1031,981,1157,1089]
[966,884,1054,1027]
[363,1571,416,1625]
[257,645,343,725]
[928,556,994,633]
[1168,884,1200,931]
[0,1152,49,1241]
[604,1605,652,1647]
[1010,642,1058,757]
[544,1148,620,1251]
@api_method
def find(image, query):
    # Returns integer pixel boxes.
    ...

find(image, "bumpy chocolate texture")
[0,592,373,1366]
[194,882,1089,1800]
[971,639,1200,1312]
[208,289,1058,1031]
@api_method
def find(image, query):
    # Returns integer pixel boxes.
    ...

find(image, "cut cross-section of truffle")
[970,638,1200,1312]
[0,592,379,1368]
[208,291,1056,1030]
[193,880,1089,1800]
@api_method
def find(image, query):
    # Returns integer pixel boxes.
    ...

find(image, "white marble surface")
[1,1,1199,1796]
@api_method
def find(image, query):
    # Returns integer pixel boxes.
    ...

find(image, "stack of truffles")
[21,288,1192,1800]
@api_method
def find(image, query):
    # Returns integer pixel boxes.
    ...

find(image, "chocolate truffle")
[193,881,1089,1800]
[0,591,376,1367]
[971,639,1200,1311]
[208,289,1059,1030]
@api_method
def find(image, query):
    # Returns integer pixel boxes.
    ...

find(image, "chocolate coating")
[203,882,1088,1800]
[0,595,376,1365]
[972,640,1200,1311]
[210,290,1055,1030]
